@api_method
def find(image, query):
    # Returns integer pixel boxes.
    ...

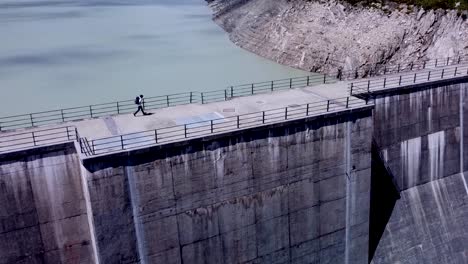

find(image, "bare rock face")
[207,0,468,76]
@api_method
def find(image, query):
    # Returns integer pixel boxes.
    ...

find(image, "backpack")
[134,97,140,105]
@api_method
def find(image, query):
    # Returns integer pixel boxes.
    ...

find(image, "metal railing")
[345,54,468,79]
[0,74,333,132]
[349,63,468,95]
[81,96,369,156]
[2,54,467,132]
[0,126,78,154]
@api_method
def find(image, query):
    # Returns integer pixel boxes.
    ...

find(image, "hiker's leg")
[134,106,142,116]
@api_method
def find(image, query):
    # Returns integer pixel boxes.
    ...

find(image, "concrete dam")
[1,61,468,263]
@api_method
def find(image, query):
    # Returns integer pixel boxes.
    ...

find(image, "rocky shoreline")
[206,0,468,77]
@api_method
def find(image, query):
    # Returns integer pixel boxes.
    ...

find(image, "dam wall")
[372,81,467,190]
[2,76,468,263]
[0,143,95,264]
[370,80,468,263]
[82,108,373,264]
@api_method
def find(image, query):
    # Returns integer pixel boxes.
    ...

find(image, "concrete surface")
[370,81,468,264]
[82,106,373,264]
[0,143,95,264]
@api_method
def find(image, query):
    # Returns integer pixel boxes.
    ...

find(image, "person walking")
[134,94,149,116]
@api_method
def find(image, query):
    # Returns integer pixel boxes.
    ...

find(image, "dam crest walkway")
[1,56,468,157]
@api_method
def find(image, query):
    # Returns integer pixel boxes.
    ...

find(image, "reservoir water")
[0,0,307,116]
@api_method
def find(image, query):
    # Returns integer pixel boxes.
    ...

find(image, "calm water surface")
[0,0,307,116]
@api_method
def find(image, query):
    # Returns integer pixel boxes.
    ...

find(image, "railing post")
[455,67,458,76]
[414,73,417,83]
[231,86,234,97]
[75,127,79,141]
[190,92,193,103]
[79,138,84,154]
[32,132,36,146]
[367,80,371,92]
[166,95,170,107]
[441,69,445,78]
[262,111,265,124]
[423,61,426,69]
[306,103,309,116]
[383,78,386,88]
[410,62,414,70]
[89,106,93,118]
[428,71,431,81]
[120,136,124,150]
[458,56,461,64]
[271,81,274,91]
[224,90,227,101]
[116,102,120,114]
[66,127,70,140]
[346,97,349,108]
[184,124,187,138]
[435,59,438,67]
[251,83,254,94]
[61,109,65,122]
[306,76,310,86]
[91,141,95,155]
[285,107,288,120]
[350,83,354,95]
[154,130,158,144]
[210,120,214,133]
[30,114,34,127]
[397,64,400,73]
[327,100,330,112]
[399,75,402,86]
[201,93,204,104]
[237,115,240,129]
[323,75,326,84]
[446,57,450,66]
[290,78,293,88]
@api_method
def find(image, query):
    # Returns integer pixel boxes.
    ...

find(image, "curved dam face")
[1,77,468,263]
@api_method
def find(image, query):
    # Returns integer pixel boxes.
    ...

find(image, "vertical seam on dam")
[345,120,351,264]
[461,86,464,174]
[170,160,184,264]
[80,163,100,264]
[126,166,148,264]
[460,86,468,195]
[26,168,47,263]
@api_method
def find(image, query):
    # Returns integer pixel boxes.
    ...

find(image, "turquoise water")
[0,0,307,116]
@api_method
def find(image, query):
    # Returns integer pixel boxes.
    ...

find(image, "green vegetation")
[345,0,468,10]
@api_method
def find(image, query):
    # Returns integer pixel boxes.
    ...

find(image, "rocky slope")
[207,0,468,77]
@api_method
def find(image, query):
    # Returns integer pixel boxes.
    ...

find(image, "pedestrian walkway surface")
[1,61,468,154]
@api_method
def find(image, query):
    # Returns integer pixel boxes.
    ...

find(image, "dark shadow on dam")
[369,140,401,263]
